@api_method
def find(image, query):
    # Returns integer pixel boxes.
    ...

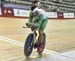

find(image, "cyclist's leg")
[37,18,48,53]
[39,18,48,42]
[41,18,48,31]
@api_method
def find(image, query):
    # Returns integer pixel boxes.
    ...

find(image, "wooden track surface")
[0,17,75,61]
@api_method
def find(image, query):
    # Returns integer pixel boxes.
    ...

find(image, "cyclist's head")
[32,1,40,7]
[31,1,40,11]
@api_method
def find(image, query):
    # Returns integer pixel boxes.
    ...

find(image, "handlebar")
[22,25,38,32]
[22,26,37,36]
[22,26,36,32]
[22,26,30,28]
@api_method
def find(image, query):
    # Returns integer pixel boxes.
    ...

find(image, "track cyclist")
[26,1,48,54]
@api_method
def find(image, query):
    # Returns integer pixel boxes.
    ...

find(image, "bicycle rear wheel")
[37,33,46,53]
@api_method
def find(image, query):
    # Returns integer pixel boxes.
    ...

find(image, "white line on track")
[0,36,75,59]
[0,36,57,54]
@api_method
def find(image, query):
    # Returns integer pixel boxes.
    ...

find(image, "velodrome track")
[0,17,75,61]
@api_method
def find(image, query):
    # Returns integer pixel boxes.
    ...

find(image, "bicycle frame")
[33,31,37,45]
[23,26,38,45]
[24,26,46,56]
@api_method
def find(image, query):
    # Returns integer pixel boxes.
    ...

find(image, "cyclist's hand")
[31,25,39,31]
[26,22,34,27]
[22,26,26,28]
[26,23,29,27]
[31,26,35,31]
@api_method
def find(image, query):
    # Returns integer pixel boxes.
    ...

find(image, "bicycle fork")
[33,31,39,49]
[34,31,37,44]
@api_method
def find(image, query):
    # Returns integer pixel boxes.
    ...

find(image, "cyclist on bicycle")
[26,1,48,53]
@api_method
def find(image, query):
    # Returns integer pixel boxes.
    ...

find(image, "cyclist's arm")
[25,12,33,28]
[29,12,33,23]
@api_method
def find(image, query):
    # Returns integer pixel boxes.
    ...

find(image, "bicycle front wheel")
[24,33,34,56]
